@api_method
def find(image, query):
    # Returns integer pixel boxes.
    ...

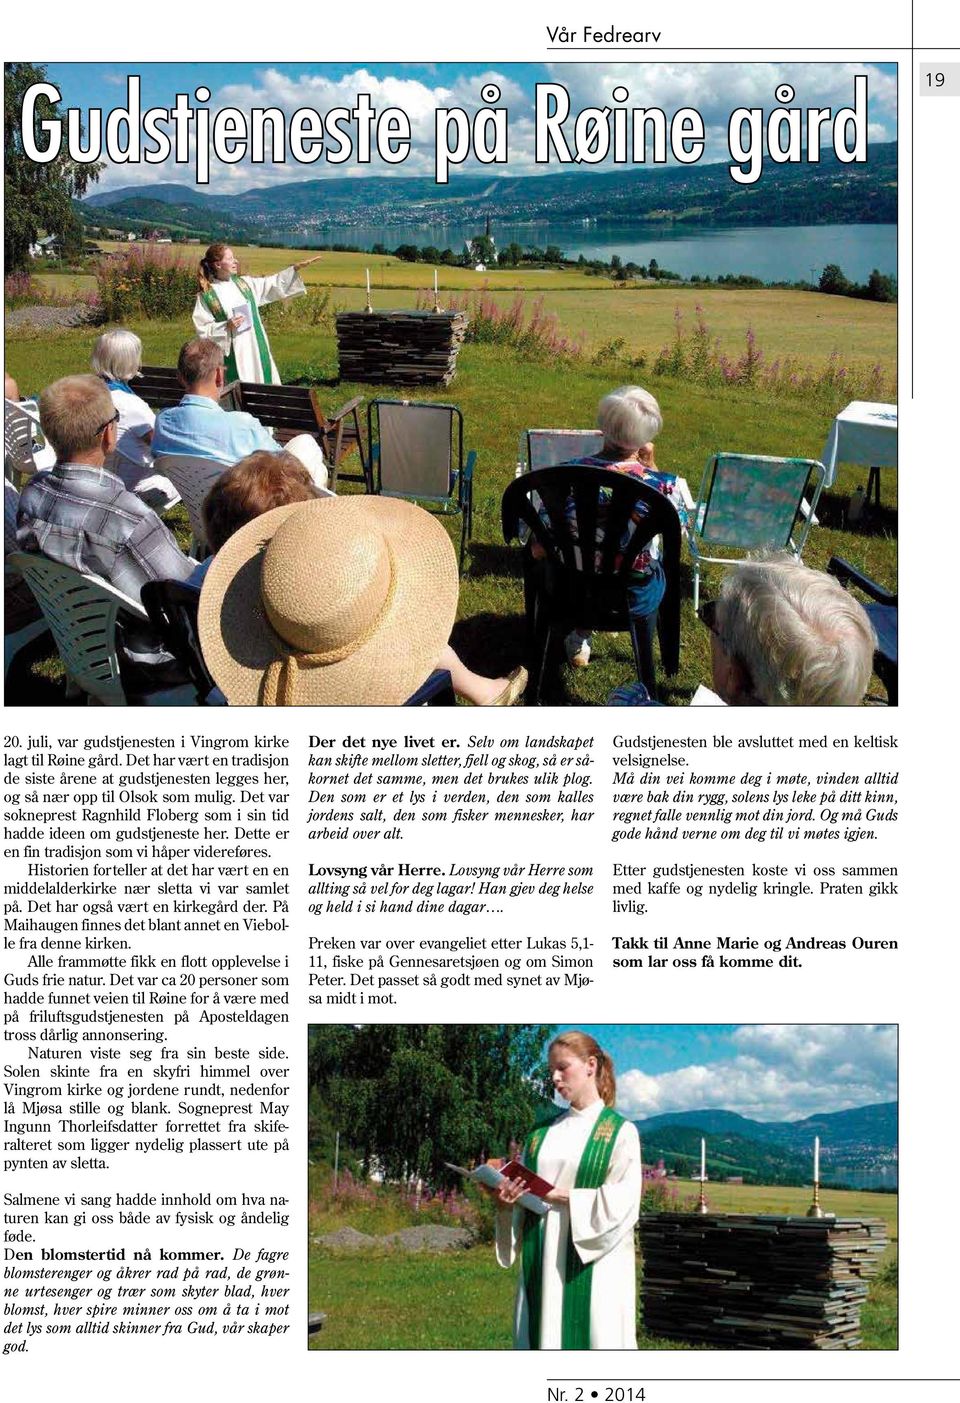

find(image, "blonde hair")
[91,328,143,382]
[39,375,115,461]
[549,1030,616,1107]
[198,242,234,293]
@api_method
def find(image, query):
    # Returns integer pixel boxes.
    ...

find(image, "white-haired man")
[700,555,877,706]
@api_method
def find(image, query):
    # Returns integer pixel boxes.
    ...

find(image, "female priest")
[491,1030,642,1349]
[193,243,323,386]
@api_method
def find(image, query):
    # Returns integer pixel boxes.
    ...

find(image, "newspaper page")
[2,4,956,1402]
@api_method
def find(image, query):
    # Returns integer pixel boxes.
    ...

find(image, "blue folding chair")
[686,453,825,610]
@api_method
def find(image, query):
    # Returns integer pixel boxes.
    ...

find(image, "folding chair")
[153,454,228,557]
[827,556,898,705]
[8,552,197,705]
[686,453,826,611]
[502,464,681,704]
[368,400,474,569]
[517,428,604,475]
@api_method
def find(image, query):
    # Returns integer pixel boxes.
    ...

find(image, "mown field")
[34,245,897,374]
[6,257,897,706]
[307,1179,897,1351]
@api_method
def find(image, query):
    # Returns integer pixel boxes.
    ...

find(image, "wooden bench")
[227,382,367,491]
[137,369,367,490]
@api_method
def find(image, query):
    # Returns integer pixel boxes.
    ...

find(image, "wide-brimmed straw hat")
[197,496,459,705]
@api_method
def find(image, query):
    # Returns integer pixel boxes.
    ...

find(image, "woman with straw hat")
[197,495,526,706]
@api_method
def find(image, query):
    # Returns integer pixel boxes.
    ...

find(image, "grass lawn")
[308,1181,897,1351]
[4,300,897,707]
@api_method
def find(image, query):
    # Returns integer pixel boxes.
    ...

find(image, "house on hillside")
[28,234,63,259]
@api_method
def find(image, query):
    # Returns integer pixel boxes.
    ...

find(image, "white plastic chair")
[4,482,50,678]
[7,551,196,705]
[153,454,228,556]
[517,428,605,475]
[4,398,55,484]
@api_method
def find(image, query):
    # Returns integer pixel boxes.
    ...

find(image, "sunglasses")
[95,409,121,435]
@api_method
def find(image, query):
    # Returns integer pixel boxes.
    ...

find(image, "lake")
[827,1164,898,1191]
[280,219,897,285]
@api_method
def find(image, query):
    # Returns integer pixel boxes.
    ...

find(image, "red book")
[501,1158,555,1199]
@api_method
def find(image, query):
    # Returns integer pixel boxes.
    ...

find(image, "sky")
[33,61,898,195]
[549,1024,897,1123]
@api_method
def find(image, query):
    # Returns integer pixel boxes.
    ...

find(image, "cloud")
[85,61,897,196]
[618,1024,897,1122]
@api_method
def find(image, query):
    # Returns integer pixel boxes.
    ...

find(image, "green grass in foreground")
[308,1183,897,1351]
[4,316,897,707]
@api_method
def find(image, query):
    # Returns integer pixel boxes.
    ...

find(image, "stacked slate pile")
[335,310,468,386]
[638,1213,888,1350]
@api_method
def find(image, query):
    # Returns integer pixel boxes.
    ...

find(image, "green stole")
[521,1105,625,1349]
[200,275,276,384]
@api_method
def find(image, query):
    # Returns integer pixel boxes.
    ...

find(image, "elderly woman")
[537,385,686,674]
[91,329,178,512]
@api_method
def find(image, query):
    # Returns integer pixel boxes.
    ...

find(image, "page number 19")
[924,71,946,87]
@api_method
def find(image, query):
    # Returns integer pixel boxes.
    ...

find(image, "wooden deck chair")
[686,453,826,610]
[368,400,475,569]
[207,381,366,490]
[517,428,604,475]
[153,454,228,557]
[7,552,196,705]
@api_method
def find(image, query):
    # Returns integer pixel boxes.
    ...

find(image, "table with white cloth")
[820,400,898,501]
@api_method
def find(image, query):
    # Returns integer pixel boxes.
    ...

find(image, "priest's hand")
[225,315,245,334]
[544,1187,570,1205]
[293,254,323,270]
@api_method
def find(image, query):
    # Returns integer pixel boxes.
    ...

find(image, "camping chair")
[827,556,898,705]
[140,580,218,705]
[367,400,474,569]
[4,399,55,485]
[4,481,50,679]
[7,552,197,705]
[517,428,604,475]
[153,454,228,557]
[502,464,682,704]
[685,453,826,611]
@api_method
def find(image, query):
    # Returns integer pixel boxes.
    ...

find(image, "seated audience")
[152,340,327,486]
[5,372,22,402]
[532,385,684,672]
[16,374,194,680]
[91,328,178,512]
[701,555,876,706]
[196,494,526,707]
